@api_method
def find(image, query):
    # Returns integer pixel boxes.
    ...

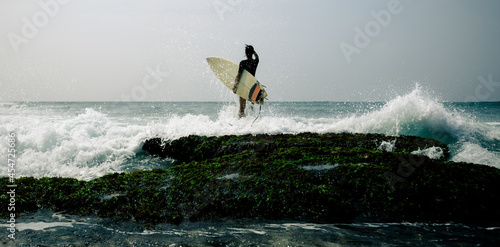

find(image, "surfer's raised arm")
[253,51,259,62]
[233,47,257,94]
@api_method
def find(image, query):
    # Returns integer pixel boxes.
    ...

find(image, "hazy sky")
[1,0,499,102]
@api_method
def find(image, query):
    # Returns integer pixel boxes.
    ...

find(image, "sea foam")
[1,108,149,180]
[1,85,498,180]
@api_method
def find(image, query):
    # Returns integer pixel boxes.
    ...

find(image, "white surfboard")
[206,57,267,105]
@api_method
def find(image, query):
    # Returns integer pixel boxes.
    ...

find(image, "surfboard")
[206,57,267,105]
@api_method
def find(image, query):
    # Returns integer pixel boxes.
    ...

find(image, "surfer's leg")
[238,96,246,118]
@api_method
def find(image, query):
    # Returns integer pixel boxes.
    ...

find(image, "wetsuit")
[238,56,259,76]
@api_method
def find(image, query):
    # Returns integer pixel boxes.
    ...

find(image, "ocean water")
[1,86,499,245]
[1,86,498,180]
[2,210,500,246]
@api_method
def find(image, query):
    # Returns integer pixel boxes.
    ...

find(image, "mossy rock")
[1,133,498,225]
[142,132,449,162]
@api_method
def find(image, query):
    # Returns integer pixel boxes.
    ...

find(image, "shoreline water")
[2,209,500,246]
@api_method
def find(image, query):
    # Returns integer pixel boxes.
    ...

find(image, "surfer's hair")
[245,45,255,58]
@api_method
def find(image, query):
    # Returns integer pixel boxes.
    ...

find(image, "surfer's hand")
[232,83,238,93]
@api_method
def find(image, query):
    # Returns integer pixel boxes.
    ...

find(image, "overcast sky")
[1,0,499,102]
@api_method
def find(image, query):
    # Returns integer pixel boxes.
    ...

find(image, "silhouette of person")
[233,45,259,118]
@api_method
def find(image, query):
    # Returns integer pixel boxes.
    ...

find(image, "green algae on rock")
[1,132,498,225]
[142,132,450,162]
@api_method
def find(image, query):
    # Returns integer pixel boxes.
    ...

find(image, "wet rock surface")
[2,132,499,225]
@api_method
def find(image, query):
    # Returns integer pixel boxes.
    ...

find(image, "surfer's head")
[245,45,255,59]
